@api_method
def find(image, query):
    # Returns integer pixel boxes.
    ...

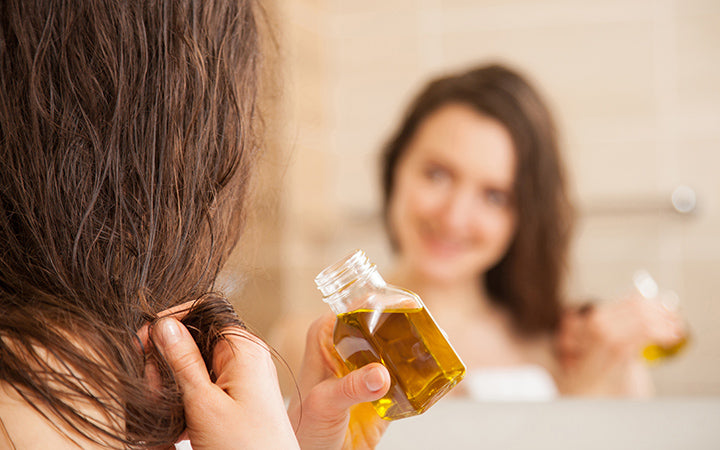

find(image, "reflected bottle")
[632,270,690,362]
[315,249,466,420]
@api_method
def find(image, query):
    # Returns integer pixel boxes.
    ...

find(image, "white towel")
[464,365,558,401]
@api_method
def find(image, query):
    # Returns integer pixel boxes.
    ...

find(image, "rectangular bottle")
[315,250,465,420]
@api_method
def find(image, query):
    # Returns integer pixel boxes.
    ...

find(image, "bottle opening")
[314,249,374,301]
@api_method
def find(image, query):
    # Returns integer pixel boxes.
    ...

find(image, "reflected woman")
[380,63,685,399]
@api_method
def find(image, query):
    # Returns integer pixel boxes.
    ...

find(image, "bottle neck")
[315,250,390,315]
[324,268,386,315]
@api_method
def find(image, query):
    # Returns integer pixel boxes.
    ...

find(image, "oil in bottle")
[315,250,465,421]
[334,307,465,420]
[633,270,690,363]
[642,336,689,362]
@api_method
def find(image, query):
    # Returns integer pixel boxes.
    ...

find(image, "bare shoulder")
[0,334,123,449]
[0,381,103,449]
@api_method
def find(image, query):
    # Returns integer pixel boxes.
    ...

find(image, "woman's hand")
[151,317,300,450]
[287,313,392,450]
[556,296,686,396]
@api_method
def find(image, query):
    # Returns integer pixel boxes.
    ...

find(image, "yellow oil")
[333,307,465,420]
[642,335,689,362]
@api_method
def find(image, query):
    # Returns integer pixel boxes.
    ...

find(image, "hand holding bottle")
[288,250,466,448]
[631,270,689,362]
[312,250,466,420]
[557,272,687,396]
[287,312,392,450]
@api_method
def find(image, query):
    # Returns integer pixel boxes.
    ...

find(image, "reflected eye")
[485,189,511,207]
[424,165,450,183]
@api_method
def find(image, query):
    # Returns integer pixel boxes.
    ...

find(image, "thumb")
[307,363,391,418]
[152,317,213,403]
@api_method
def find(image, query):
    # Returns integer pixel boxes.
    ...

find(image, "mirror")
[231,0,720,398]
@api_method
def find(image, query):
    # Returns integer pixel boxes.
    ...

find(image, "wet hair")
[0,0,262,447]
[381,63,574,334]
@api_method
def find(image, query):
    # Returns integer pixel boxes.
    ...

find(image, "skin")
[386,103,551,377]
[0,305,391,449]
[271,97,686,414]
[151,307,391,450]
[268,103,526,413]
[557,298,685,396]
[386,102,687,396]
[389,102,518,288]
[0,381,112,449]
[153,317,300,450]
[287,313,391,450]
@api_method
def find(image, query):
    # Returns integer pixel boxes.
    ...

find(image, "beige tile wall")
[259,0,720,395]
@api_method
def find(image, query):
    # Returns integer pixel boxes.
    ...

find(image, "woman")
[380,63,685,399]
[0,1,390,448]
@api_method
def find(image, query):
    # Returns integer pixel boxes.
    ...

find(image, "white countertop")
[377,397,720,449]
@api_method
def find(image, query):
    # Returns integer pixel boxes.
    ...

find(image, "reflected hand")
[557,296,685,396]
[288,313,391,450]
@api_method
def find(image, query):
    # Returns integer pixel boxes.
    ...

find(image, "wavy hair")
[0,0,261,447]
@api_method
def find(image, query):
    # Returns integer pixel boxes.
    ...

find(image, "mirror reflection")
[232,0,720,398]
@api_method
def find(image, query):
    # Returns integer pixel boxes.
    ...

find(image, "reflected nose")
[438,188,475,233]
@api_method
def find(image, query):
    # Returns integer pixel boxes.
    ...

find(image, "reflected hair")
[0,0,262,447]
[381,63,574,334]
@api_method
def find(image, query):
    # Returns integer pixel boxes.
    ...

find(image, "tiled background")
[225,0,720,396]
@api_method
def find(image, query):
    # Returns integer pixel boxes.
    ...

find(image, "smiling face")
[388,103,518,285]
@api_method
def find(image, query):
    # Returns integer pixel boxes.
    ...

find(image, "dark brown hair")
[0,0,261,447]
[381,63,574,334]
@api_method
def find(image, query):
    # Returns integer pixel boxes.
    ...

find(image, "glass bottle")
[314,249,466,420]
[632,270,689,362]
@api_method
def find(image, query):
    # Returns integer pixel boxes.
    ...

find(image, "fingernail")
[155,318,182,346]
[364,367,386,392]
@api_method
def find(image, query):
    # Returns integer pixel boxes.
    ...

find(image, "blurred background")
[221,0,720,396]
